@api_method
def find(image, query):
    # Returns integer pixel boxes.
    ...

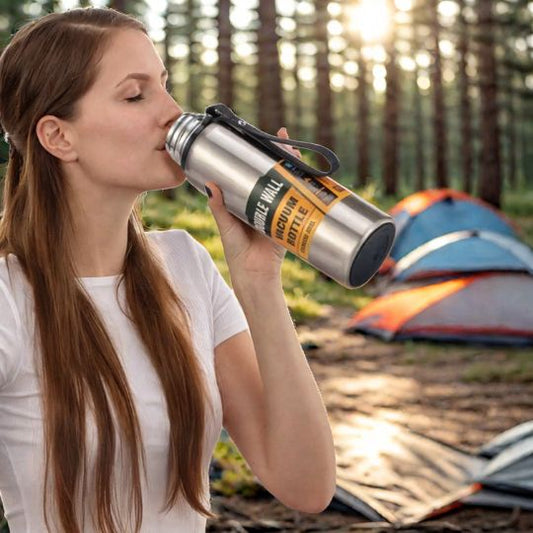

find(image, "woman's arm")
[214,293,336,513]
[207,135,336,512]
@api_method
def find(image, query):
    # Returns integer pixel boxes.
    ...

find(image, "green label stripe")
[245,168,292,237]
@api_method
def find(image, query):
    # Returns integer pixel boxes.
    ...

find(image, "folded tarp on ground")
[331,415,533,526]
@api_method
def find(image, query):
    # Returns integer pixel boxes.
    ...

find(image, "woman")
[0,7,336,533]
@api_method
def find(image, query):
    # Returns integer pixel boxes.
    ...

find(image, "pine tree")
[457,0,474,193]
[411,15,426,191]
[476,0,502,207]
[257,1,285,133]
[217,0,234,107]
[315,0,334,163]
[383,0,400,196]
[430,0,448,188]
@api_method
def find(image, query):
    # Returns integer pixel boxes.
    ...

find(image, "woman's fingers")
[205,181,232,230]
[276,127,302,159]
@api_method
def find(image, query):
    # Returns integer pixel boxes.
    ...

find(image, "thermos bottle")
[165,104,395,288]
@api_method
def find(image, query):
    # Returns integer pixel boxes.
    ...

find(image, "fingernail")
[205,186,212,198]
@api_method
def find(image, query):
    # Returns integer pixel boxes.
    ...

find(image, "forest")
[1,3,533,532]
[0,0,532,208]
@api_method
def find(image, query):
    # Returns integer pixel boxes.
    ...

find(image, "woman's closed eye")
[126,93,144,102]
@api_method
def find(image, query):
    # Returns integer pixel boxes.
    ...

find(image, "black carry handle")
[205,103,340,178]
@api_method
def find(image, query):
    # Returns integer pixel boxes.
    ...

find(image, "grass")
[141,189,374,321]
[140,186,533,499]
[503,189,533,247]
[140,186,533,324]
[462,347,533,383]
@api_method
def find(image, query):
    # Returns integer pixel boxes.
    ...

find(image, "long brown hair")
[0,8,210,532]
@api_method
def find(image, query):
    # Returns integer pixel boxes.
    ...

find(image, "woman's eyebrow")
[115,69,168,88]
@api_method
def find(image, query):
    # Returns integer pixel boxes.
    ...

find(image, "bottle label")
[244,161,351,258]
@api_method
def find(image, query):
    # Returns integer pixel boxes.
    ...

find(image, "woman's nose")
[162,93,183,129]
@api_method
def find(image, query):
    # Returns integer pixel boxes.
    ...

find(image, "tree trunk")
[412,23,425,191]
[382,0,399,196]
[187,0,200,112]
[162,4,175,95]
[160,3,176,201]
[457,0,474,193]
[356,40,370,187]
[314,0,334,168]
[506,88,517,189]
[293,35,303,140]
[257,1,285,133]
[430,0,448,188]
[476,0,502,207]
[217,0,234,107]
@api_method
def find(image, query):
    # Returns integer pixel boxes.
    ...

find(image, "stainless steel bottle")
[165,104,395,288]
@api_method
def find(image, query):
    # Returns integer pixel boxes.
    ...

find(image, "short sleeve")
[189,238,249,347]
[209,262,249,347]
[0,278,22,389]
[147,230,249,349]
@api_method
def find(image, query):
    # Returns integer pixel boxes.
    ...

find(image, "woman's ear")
[35,115,78,162]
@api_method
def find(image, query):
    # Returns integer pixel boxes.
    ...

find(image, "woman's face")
[68,29,185,193]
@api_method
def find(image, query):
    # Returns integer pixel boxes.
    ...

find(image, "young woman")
[0,7,336,533]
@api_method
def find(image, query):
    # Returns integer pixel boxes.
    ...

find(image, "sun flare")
[347,0,391,43]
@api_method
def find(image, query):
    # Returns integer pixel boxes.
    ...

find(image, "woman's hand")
[206,127,301,284]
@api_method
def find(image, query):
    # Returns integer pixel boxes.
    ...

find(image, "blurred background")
[0,0,532,209]
[1,5,533,530]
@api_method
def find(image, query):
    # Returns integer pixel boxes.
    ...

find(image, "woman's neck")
[67,183,137,278]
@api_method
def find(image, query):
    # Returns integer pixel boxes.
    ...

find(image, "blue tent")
[387,190,518,267]
[391,230,533,281]
[355,190,533,345]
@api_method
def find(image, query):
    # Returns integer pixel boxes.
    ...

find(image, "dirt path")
[208,306,533,532]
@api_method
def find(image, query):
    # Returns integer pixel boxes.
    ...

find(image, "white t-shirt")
[0,229,248,532]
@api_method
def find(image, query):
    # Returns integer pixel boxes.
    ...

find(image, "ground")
[208,306,533,532]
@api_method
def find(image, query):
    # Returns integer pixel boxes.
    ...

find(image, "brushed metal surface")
[165,113,395,288]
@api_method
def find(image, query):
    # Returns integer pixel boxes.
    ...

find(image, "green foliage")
[141,190,372,321]
[210,438,260,498]
[503,189,533,247]
[462,348,533,383]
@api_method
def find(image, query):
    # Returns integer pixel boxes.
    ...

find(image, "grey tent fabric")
[479,438,533,494]
[347,273,533,345]
[331,416,533,526]
[480,420,533,458]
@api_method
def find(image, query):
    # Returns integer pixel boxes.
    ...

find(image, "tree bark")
[217,0,234,108]
[162,3,175,96]
[382,0,399,196]
[356,39,370,187]
[506,88,517,189]
[257,1,285,133]
[412,22,425,191]
[457,0,474,193]
[187,0,200,112]
[476,0,502,207]
[430,0,448,188]
[314,0,334,168]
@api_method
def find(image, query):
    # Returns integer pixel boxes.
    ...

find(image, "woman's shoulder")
[0,255,24,388]
[146,229,211,265]
[0,253,26,296]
